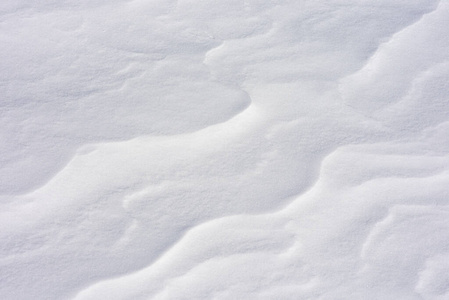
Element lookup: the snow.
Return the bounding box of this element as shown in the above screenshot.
[1,0,449,299]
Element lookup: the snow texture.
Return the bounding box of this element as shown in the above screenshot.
[1,0,449,299]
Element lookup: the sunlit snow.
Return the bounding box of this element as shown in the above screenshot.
[1,0,449,299]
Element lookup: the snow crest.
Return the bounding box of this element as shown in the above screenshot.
[1,0,448,299]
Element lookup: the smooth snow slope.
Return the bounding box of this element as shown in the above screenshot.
[1,0,449,299]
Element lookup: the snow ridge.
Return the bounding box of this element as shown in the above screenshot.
[1,0,448,299]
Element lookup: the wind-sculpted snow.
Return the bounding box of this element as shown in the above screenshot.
[1,0,448,299]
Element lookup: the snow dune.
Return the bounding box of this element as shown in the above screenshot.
[1,0,449,299]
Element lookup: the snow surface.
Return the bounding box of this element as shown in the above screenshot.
[1,0,449,299]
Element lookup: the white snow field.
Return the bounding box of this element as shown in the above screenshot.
[1,0,449,299]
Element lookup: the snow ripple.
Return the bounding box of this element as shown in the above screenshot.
[1,0,448,299]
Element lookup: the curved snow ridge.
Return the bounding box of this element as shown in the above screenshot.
[339,0,448,113]
[360,204,449,297]
[1,100,261,220]
[3,1,449,299]
[0,0,258,195]
[72,139,449,300]
[73,213,295,300]
[2,72,358,300]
